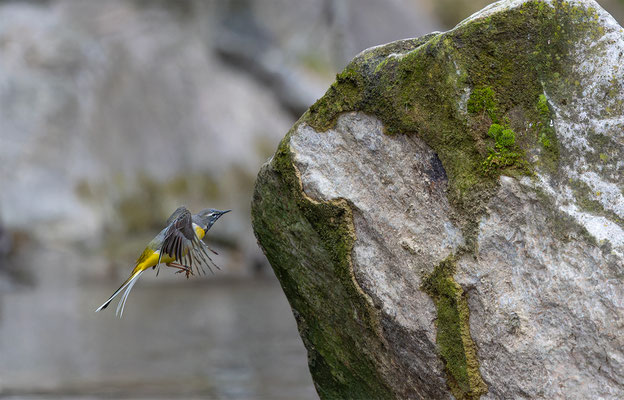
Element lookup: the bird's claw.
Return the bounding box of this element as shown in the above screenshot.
[168,262,194,279]
[174,269,193,279]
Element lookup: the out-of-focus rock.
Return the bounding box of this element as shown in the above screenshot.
[214,0,440,117]
[0,0,442,277]
[252,0,624,398]
[0,0,294,274]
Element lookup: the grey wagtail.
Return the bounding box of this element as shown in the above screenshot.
[96,206,230,317]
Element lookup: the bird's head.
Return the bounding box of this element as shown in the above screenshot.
[197,208,231,230]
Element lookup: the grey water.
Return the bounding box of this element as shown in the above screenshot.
[0,247,317,400]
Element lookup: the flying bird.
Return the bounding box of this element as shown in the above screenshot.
[95,206,230,317]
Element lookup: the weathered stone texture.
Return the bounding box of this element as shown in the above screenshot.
[252,0,624,398]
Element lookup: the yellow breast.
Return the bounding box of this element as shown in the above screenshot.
[134,249,175,273]
[193,223,206,240]
[132,225,205,274]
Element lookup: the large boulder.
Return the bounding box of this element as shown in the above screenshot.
[252,0,624,399]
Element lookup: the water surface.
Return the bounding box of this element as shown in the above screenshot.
[0,248,316,400]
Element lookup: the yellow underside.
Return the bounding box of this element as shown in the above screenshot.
[132,225,205,275]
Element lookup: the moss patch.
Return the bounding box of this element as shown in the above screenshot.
[467,86,499,123]
[252,136,395,399]
[482,122,529,175]
[465,87,531,176]
[421,256,487,400]
[535,94,560,172]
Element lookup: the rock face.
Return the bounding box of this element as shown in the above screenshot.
[0,0,292,252]
[252,0,624,398]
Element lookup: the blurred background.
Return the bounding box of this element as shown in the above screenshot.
[1,0,623,398]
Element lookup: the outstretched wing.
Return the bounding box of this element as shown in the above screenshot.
[166,206,188,225]
[160,207,195,262]
[158,207,218,275]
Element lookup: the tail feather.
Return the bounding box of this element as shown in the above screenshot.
[116,271,143,317]
[95,269,144,316]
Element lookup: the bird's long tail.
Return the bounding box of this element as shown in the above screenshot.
[95,269,145,317]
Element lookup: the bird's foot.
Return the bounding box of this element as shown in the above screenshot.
[166,262,194,278]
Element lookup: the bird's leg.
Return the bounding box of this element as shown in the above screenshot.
[168,264,193,279]
[166,262,194,279]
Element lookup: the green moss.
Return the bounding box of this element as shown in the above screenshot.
[482,123,530,175]
[466,84,532,180]
[252,136,394,399]
[254,1,607,397]
[540,135,552,148]
[537,94,549,117]
[468,86,499,123]
[535,94,560,172]
[494,127,515,147]
[421,256,487,400]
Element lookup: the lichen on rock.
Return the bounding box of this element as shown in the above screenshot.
[252,0,624,398]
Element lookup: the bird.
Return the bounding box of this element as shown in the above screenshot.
[95,206,230,317]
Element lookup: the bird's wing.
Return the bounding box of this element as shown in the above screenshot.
[133,207,189,266]
[160,207,195,262]
[158,208,220,275]
[166,206,189,225]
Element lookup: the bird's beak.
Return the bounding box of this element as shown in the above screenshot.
[220,210,231,215]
